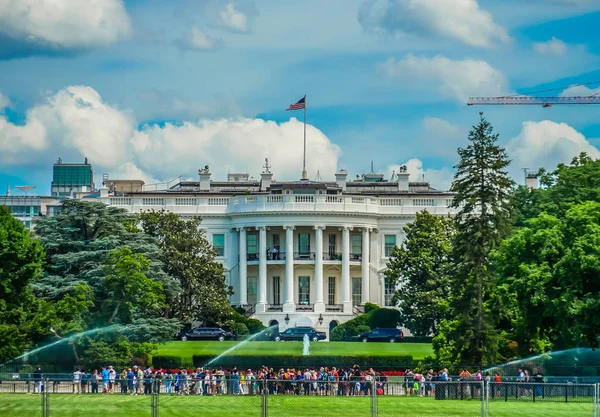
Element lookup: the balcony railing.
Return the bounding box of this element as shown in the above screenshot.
[325,304,343,312]
[101,194,459,217]
[267,304,283,312]
[293,252,315,260]
[296,304,314,312]
[323,252,342,261]
[267,252,286,261]
[350,253,362,262]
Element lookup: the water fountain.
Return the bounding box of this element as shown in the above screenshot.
[1,324,128,368]
[303,333,310,356]
[202,326,276,368]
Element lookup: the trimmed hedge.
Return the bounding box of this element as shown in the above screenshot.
[191,354,416,370]
[152,355,183,369]
[402,337,433,343]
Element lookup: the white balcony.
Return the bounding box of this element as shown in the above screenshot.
[100,194,458,217]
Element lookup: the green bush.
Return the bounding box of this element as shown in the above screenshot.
[152,355,182,369]
[245,318,266,334]
[232,322,249,336]
[191,354,415,370]
[355,325,371,335]
[364,302,379,314]
[402,337,433,343]
[368,308,401,328]
[330,315,370,341]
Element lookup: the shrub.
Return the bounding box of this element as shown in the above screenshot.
[364,302,379,314]
[232,322,249,337]
[355,325,371,335]
[245,318,266,334]
[368,308,401,328]
[402,337,433,343]
[330,315,370,341]
[152,355,182,369]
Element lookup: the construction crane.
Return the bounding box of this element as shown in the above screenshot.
[467,80,600,107]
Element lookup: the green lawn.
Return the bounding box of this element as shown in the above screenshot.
[155,341,433,360]
[0,394,594,417]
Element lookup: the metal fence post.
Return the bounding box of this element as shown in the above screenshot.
[371,377,377,417]
[594,383,599,417]
[262,379,268,417]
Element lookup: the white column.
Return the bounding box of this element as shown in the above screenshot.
[361,227,371,305]
[314,225,325,312]
[238,227,247,305]
[257,226,267,312]
[283,226,295,312]
[341,226,351,312]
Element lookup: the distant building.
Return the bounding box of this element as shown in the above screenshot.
[51,157,94,196]
[0,195,62,229]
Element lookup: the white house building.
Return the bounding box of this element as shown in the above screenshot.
[97,163,457,336]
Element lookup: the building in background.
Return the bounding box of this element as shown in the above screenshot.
[51,157,94,197]
[97,161,457,337]
[0,192,63,229]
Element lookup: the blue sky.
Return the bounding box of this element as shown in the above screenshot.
[1,0,600,194]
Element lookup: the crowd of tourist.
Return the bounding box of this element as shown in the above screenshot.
[30,365,505,396]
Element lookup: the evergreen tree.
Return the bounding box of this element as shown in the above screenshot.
[385,211,453,336]
[436,114,515,366]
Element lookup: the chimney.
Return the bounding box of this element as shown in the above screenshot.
[198,165,211,191]
[99,186,109,198]
[397,165,409,192]
[335,169,347,191]
[525,174,538,190]
[260,171,273,191]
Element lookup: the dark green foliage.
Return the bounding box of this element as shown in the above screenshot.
[0,205,44,362]
[385,211,453,337]
[436,116,515,366]
[152,355,183,369]
[137,210,232,326]
[364,302,379,314]
[191,354,415,370]
[232,322,250,336]
[228,311,266,335]
[355,325,371,335]
[330,307,401,341]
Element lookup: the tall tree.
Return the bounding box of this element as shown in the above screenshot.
[436,115,515,366]
[137,210,232,326]
[385,211,454,337]
[494,202,600,355]
[0,206,44,361]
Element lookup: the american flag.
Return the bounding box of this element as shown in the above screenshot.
[286,96,306,111]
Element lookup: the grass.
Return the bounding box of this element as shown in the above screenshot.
[0,394,594,417]
[155,341,433,360]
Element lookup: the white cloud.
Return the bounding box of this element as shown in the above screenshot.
[506,120,600,181]
[358,0,509,48]
[0,92,10,110]
[177,26,223,51]
[219,2,249,32]
[0,0,131,58]
[559,84,600,96]
[533,37,567,56]
[0,86,342,184]
[387,158,454,191]
[380,54,510,102]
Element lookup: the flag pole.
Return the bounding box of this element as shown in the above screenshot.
[302,95,307,180]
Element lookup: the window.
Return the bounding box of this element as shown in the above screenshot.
[272,276,281,305]
[247,234,258,257]
[328,277,336,305]
[272,234,280,248]
[299,276,310,305]
[384,235,396,257]
[212,234,225,257]
[351,234,362,256]
[298,233,310,255]
[352,277,362,306]
[328,234,337,257]
[385,278,395,306]
[247,276,257,304]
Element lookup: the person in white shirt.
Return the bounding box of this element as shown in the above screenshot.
[108,366,116,394]
[73,369,81,394]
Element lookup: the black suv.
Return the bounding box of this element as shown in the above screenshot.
[273,327,327,342]
[358,328,404,343]
[176,327,233,342]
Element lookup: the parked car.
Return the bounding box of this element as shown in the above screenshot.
[176,327,233,341]
[273,327,327,342]
[358,328,404,343]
